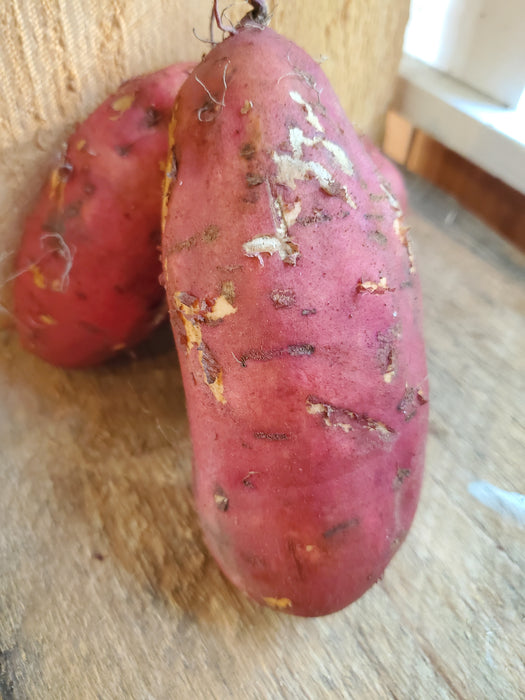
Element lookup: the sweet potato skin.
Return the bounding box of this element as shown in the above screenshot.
[163,27,428,616]
[13,62,195,367]
[361,134,408,212]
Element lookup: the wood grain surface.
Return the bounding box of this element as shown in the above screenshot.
[1,174,524,699]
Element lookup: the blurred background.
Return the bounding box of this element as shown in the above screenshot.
[385,0,525,249]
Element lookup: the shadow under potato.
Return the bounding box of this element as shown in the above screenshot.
[4,324,266,624]
[106,319,177,366]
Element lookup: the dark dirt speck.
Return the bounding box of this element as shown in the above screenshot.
[323,518,359,539]
[240,142,256,160]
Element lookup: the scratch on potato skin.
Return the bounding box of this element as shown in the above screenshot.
[356,277,394,295]
[254,432,290,440]
[270,288,296,309]
[239,344,315,366]
[172,292,236,403]
[198,343,226,404]
[173,290,237,351]
[306,396,395,440]
[242,184,299,266]
[323,518,359,539]
[240,142,257,159]
[393,468,411,490]
[397,386,428,421]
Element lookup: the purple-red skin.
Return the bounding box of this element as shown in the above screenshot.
[361,134,408,212]
[360,134,408,212]
[163,25,428,616]
[13,62,195,368]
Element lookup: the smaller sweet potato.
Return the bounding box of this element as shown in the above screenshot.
[13,62,195,367]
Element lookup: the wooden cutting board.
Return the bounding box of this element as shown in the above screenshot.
[1,174,524,699]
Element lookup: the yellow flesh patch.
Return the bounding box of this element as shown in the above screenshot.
[39,314,56,325]
[240,100,253,114]
[31,265,46,289]
[207,295,237,322]
[110,94,135,120]
[361,279,384,293]
[383,369,396,383]
[161,116,178,232]
[48,168,66,208]
[173,291,237,403]
[207,371,226,404]
[173,292,237,352]
[181,313,203,350]
[263,597,292,610]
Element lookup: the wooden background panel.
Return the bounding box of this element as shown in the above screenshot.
[405,131,525,251]
[0,0,409,149]
[383,112,525,250]
[1,175,524,699]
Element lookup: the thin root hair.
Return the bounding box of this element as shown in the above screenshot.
[231,350,246,366]
[40,232,76,292]
[192,27,217,46]
[220,3,238,29]
[240,18,267,31]
[221,59,231,101]
[212,0,237,38]
[2,254,49,286]
[277,70,323,105]
[195,59,231,108]
[280,50,323,102]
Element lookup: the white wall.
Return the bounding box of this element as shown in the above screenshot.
[404,0,525,108]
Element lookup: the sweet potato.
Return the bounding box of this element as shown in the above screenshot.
[13,62,195,367]
[162,4,428,616]
[360,134,408,212]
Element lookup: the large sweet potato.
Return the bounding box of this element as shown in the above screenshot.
[162,4,428,616]
[13,62,195,367]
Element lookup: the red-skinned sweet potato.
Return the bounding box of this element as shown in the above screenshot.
[13,62,195,367]
[360,134,408,213]
[162,5,428,616]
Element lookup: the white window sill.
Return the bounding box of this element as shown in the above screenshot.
[393,54,525,195]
